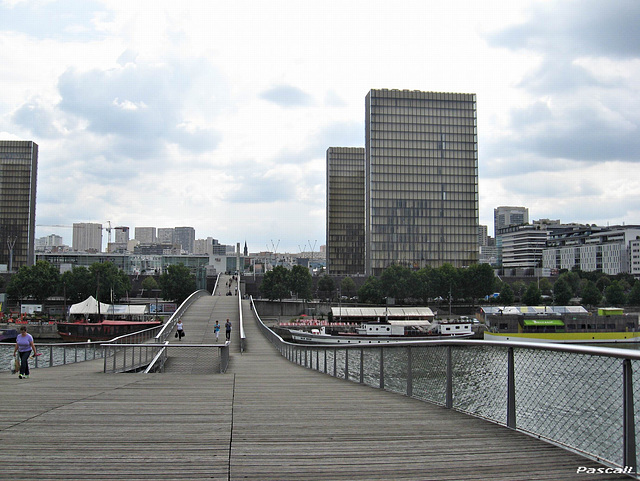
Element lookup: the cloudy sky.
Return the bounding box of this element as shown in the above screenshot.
[1,0,639,253]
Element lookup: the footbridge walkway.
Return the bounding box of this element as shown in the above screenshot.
[0,275,632,480]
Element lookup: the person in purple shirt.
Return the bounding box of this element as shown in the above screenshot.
[13,326,37,379]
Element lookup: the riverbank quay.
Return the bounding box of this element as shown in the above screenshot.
[0,290,633,479]
[0,322,59,339]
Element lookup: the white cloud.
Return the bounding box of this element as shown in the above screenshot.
[0,0,638,251]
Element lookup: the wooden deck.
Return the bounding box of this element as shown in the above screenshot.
[0,280,632,480]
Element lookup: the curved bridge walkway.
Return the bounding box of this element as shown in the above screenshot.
[0,279,630,480]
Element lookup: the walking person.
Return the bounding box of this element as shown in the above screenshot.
[176,320,185,340]
[225,319,232,341]
[214,320,220,342]
[14,326,37,379]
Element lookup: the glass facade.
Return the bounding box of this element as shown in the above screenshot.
[0,141,38,270]
[326,147,365,275]
[365,90,478,275]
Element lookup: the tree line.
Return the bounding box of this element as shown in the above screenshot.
[4,260,197,308]
[260,263,496,304]
[260,263,640,307]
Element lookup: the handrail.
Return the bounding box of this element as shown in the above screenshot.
[238,272,245,352]
[212,272,221,296]
[154,289,210,342]
[249,295,639,474]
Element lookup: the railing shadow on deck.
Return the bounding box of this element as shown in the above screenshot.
[250,296,640,478]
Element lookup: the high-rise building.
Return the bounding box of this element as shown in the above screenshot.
[135,227,156,244]
[174,226,195,253]
[0,140,38,270]
[478,225,488,247]
[494,206,529,266]
[72,223,102,252]
[494,206,529,233]
[157,228,174,245]
[364,89,478,275]
[114,226,129,243]
[326,147,365,275]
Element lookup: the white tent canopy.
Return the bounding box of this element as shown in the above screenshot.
[69,296,149,316]
[69,296,111,315]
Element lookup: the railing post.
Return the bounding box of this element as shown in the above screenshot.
[49,345,53,367]
[345,348,349,381]
[324,348,327,374]
[507,346,516,429]
[360,347,364,384]
[623,359,637,473]
[379,346,385,389]
[407,346,413,397]
[333,348,337,377]
[445,345,453,409]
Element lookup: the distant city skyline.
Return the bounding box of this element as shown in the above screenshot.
[1,1,639,253]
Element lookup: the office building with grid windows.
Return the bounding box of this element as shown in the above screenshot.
[0,140,38,270]
[364,89,478,276]
[326,147,366,275]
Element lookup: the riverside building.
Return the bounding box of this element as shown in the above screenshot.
[364,89,479,275]
[326,147,366,275]
[0,140,38,270]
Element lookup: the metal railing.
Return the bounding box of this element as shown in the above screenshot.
[103,290,210,373]
[1,341,105,370]
[250,296,640,475]
[238,273,246,353]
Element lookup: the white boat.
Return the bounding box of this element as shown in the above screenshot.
[289,319,474,345]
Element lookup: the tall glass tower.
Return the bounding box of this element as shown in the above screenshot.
[365,89,478,275]
[326,147,365,275]
[0,140,38,270]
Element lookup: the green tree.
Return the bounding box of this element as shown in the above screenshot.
[430,263,459,300]
[260,266,291,301]
[159,264,197,304]
[357,276,382,304]
[317,274,335,301]
[460,263,495,302]
[558,271,580,296]
[289,265,312,300]
[553,277,572,305]
[627,282,640,306]
[498,283,514,305]
[141,276,159,296]
[340,277,357,298]
[595,276,611,293]
[605,281,626,306]
[89,262,131,303]
[538,278,553,296]
[580,280,602,307]
[60,266,94,303]
[412,267,432,304]
[6,260,60,303]
[522,282,542,305]
[511,281,527,301]
[380,264,413,303]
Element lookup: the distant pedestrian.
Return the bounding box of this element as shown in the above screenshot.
[214,321,220,342]
[14,326,37,379]
[225,319,232,341]
[176,320,185,340]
